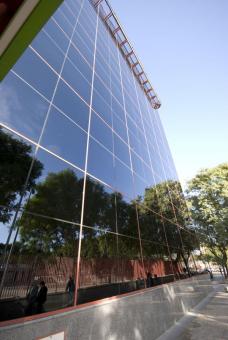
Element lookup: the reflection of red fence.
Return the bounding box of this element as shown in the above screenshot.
[0,255,74,299]
[0,255,182,299]
[79,258,182,287]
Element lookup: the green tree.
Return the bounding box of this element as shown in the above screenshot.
[19,169,83,256]
[141,180,198,272]
[81,189,140,259]
[18,170,142,260]
[187,163,228,276]
[0,128,43,223]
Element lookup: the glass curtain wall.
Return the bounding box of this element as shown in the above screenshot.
[0,0,198,321]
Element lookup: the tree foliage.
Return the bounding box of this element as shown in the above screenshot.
[187,163,228,274]
[17,165,196,268]
[0,128,43,223]
[19,169,83,256]
[141,180,198,269]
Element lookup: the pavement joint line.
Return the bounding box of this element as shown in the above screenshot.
[156,283,223,340]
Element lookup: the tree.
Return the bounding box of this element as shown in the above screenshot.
[140,180,198,272]
[187,163,228,276]
[0,128,43,223]
[19,169,83,256]
[19,171,120,257]
[18,173,198,272]
[18,171,144,260]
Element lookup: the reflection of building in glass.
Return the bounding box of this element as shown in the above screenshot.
[0,0,198,322]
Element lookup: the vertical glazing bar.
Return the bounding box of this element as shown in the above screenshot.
[74,1,99,306]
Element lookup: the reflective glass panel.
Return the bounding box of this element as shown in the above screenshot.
[53,80,89,131]
[83,175,116,233]
[87,138,114,187]
[13,48,58,100]
[40,107,87,170]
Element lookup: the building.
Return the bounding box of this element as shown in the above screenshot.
[0,0,197,325]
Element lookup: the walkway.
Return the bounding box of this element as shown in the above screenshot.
[158,279,228,340]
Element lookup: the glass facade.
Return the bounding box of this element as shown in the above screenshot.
[0,0,198,322]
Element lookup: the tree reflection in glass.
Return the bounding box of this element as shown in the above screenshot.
[0,128,199,319]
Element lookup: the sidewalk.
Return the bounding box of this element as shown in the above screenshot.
[158,279,228,340]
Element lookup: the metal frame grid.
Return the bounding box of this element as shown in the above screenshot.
[91,0,161,109]
[0,0,199,316]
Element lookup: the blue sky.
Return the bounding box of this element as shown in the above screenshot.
[110,0,228,186]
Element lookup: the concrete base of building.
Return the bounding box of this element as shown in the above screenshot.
[0,274,218,340]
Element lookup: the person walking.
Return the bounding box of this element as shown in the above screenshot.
[36,281,48,313]
[146,272,153,288]
[66,276,75,305]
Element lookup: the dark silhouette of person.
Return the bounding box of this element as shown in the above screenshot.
[146,272,153,287]
[205,268,213,280]
[25,280,39,315]
[36,281,48,313]
[65,276,75,305]
[209,270,213,280]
